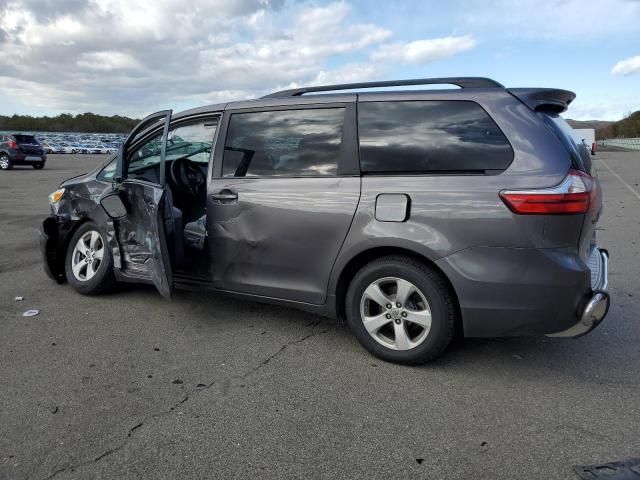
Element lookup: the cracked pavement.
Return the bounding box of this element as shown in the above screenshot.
[1,152,640,480]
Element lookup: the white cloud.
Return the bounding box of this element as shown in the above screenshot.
[0,1,475,116]
[373,35,476,64]
[77,51,142,71]
[612,55,640,76]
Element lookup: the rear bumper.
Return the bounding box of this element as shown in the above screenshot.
[546,249,610,338]
[436,246,609,337]
[13,152,46,163]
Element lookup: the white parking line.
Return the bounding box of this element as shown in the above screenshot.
[599,158,640,202]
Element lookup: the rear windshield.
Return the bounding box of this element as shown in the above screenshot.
[13,135,40,145]
[539,113,592,174]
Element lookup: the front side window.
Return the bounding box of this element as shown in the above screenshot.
[166,119,218,164]
[127,131,164,177]
[126,117,218,181]
[222,108,345,177]
[358,101,513,174]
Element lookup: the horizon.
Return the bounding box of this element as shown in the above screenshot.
[0,0,639,121]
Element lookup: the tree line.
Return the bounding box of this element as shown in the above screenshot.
[2,109,637,139]
[0,113,140,133]
[597,110,640,139]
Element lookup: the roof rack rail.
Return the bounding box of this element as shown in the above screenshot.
[262,77,504,98]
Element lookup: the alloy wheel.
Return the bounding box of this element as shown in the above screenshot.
[0,155,9,169]
[359,277,432,350]
[71,230,105,281]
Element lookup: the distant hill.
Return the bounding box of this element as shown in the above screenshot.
[566,119,614,131]
[595,111,640,140]
[0,113,139,134]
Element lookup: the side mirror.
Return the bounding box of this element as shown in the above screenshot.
[100,192,128,219]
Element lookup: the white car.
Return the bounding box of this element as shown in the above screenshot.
[95,144,115,154]
[59,144,77,154]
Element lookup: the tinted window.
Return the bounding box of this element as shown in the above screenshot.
[358,101,513,174]
[539,113,592,174]
[223,108,344,177]
[14,134,39,145]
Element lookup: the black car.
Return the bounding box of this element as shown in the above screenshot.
[0,133,47,170]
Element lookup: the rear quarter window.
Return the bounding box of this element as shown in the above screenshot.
[358,100,513,174]
[539,113,592,174]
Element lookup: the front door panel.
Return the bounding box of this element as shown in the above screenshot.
[108,109,174,297]
[207,177,360,304]
[115,180,173,297]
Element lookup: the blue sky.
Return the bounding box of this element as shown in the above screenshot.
[0,0,638,120]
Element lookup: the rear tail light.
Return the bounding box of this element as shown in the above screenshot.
[7,139,17,149]
[500,169,595,215]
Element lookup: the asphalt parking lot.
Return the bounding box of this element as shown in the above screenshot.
[1,151,639,480]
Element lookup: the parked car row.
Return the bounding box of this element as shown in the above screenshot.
[0,131,126,155]
[43,143,119,155]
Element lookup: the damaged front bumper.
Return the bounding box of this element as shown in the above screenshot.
[547,248,610,338]
[40,215,72,283]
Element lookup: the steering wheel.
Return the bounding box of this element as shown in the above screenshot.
[170,157,206,196]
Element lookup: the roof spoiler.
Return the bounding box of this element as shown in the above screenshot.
[508,88,576,114]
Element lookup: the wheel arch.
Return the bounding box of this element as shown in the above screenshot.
[43,215,96,282]
[333,246,462,333]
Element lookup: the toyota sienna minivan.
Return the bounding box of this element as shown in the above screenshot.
[40,77,610,364]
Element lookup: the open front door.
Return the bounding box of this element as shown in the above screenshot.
[101,110,174,297]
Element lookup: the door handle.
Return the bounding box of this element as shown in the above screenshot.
[211,191,238,201]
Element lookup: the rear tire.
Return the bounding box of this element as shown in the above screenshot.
[345,255,457,365]
[33,163,44,169]
[65,222,116,295]
[0,153,12,170]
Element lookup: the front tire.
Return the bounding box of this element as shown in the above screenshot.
[65,222,116,295]
[345,256,457,365]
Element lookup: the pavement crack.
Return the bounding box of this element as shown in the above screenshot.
[42,327,327,479]
[42,380,218,479]
[43,419,146,480]
[247,327,328,375]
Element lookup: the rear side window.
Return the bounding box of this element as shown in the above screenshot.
[539,113,592,174]
[358,101,513,174]
[223,108,344,177]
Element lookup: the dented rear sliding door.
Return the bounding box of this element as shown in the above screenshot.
[206,104,360,305]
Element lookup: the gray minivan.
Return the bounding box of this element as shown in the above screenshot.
[41,77,609,364]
